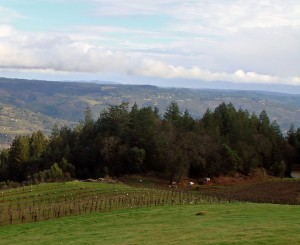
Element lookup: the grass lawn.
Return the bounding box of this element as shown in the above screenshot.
[1,202,299,245]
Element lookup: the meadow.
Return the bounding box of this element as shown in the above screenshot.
[0,202,300,245]
[0,180,299,244]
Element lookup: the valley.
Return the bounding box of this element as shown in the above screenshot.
[1,77,300,148]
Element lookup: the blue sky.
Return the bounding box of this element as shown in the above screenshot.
[0,0,300,92]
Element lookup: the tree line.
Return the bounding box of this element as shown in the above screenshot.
[0,102,299,184]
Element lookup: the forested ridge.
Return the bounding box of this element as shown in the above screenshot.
[1,102,300,184]
[2,77,300,151]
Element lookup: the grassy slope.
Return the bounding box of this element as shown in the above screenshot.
[0,202,299,245]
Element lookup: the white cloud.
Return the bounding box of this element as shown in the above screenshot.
[135,59,300,85]
[0,25,16,37]
[0,1,300,88]
[161,0,300,33]
[207,26,300,77]
[0,27,131,73]
[76,0,300,78]
[90,0,176,16]
[89,0,300,32]
[0,6,26,24]
[0,25,299,86]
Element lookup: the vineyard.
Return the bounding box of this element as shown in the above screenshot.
[0,181,220,226]
[1,179,299,227]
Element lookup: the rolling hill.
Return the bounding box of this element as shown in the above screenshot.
[1,77,300,148]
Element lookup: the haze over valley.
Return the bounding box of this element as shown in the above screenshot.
[1,77,300,148]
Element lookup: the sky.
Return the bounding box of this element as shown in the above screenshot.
[0,0,300,93]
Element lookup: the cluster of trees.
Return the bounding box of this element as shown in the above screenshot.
[0,102,299,184]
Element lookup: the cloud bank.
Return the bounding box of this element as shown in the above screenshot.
[0,25,299,86]
[0,0,299,88]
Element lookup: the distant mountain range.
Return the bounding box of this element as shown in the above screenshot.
[1,77,300,148]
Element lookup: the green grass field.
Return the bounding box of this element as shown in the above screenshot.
[0,202,299,245]
[0,181,299,244]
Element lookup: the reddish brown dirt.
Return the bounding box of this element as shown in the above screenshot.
[121,169,275,189]
[209,168,277,185]
[201,180,300,204]
[120,171,300,205]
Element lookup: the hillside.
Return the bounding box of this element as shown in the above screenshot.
[0,181,299,244]
[0,103,75,149]
[1,77,300,147]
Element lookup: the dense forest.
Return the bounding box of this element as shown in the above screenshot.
[2,77,300,150]
[0,102,300,184]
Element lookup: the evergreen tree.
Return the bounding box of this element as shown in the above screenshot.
[287,124,297,147]
[258,110,270,135]
[0,102,296,182]
[96,102,129,137]
[164,101,182,128]
[8,135,30,181]
[30,130,48,159]
[0,149,9,181]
